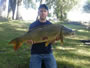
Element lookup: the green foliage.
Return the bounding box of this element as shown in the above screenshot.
[46,0,80,21]
[83,0,90,13]
[88,0,90,3]
[23,0,36,9]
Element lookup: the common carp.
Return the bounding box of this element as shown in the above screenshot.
[9,24,74,51]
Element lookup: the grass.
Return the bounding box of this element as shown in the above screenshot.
[0,20,90,68]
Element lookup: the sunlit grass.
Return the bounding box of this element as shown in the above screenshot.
[53,44,90,68]
[0,21,90,68]
[16,28,27,31]
[77,29,89,32]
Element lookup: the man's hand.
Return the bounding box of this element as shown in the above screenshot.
[27,40,38,44]
[27,40,33,44]
[50,37,60,44]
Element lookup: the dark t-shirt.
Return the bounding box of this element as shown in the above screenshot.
[29,20,52,54]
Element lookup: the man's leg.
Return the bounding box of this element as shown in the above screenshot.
[29,54,42,68]
[44,53,57,68]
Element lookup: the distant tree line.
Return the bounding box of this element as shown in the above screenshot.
[0,0,80,21]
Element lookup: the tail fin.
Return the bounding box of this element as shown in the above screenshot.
[8,38,23,51]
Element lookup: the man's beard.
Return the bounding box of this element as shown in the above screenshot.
[40,17,46,21]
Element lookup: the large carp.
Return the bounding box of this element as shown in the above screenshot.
[9,24,74,51]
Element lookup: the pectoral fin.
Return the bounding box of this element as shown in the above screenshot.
[45,42,49,47]
[14,41,23,51]
[60,29,63,45]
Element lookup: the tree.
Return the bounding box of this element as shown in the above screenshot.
[16,0,22,20]
[0,0,8,21]
[7,0,16,20]
[23,0,36,9]
[7,0,36,20]
[83,0,90,13]
[0,0,6,17]
[46,0,79,21]
[16,0,37,20]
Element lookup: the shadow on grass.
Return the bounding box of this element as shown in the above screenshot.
[52,47,90,68]
[0,21,28,51]
[56,60,82,68]
[0,21,30,41]
[55,49,90,61]
[0,17,8,22]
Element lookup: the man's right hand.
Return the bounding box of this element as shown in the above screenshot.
[27,40,38,44]
[27,40,33,44]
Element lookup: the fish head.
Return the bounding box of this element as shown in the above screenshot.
[62,25,75,36]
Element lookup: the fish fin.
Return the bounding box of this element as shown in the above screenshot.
[26,40,33,45]
[14,41,23,51]
[45,42,49,47]
[9,38,23,51]
[60,29,63,45]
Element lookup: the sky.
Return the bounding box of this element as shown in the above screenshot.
[67,0,90,22]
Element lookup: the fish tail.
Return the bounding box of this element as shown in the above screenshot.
[8,38,23,51]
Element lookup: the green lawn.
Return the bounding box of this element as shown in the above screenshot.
[0,21,90,68]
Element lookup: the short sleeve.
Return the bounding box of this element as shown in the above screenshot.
[28,23,35,31]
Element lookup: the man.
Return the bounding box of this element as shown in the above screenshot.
[28,4,57,68]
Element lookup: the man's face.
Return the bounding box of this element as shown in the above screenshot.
[38,8,48,20]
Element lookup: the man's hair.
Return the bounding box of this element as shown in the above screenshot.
[38,4,48,10]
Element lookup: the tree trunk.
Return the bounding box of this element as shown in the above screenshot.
[0,0,6,17]
[7,0,16,20]
[60,6,63,21]
[16,0,22,20]
[0,0,8,21]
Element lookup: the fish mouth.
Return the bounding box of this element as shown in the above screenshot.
[71,32,75,35]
